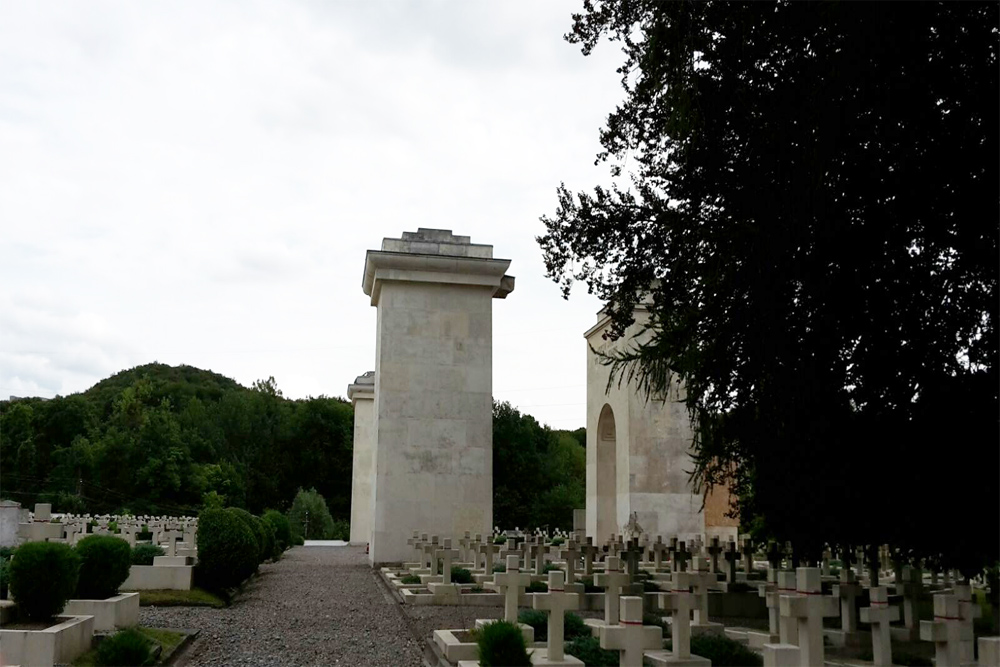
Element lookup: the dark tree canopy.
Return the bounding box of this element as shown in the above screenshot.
[540,1,998,572]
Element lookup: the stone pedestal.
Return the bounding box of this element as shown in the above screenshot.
[348,371,375,545]
[363,229,514,564]
[0,500,21,548]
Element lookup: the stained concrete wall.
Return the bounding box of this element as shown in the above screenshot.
[348,372,375,545]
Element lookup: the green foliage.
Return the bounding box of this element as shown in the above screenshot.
[527,581,548,593]
[131,544,164,565]
[201,490,225,509]
[331,519,350,541]
[564,612,589,639]
[642,580,661,592]
[96,628,153,666]
[579,576,602,593]
[75,535,132,599]
[196,507,258,591]
[476,619,531,667]
[0,556,9,598]
[493,401,585,530]
[550,536,565,546]
[493,562,506,573]
[541,0,999,571]
[293,534,305,546]
[518,609,548,639]
[543,563,563,574]
[565,635,619,666]
[493,536,507,545]
[451,567,474,584]
[400,575,421,584]
[227,507,266,565]
[287,488,336,540]
[690,634,763,667]
[8,541,80,621]
[259,515,277,562]
[643,612,669,635]
[262,510,291,554]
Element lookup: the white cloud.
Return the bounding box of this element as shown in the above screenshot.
[0,0,623,427]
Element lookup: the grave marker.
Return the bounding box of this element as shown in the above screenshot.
[860,585,898,667]
[532,570,581,664]
[599,596,662,667]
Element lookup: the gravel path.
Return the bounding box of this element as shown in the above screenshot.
[140,546,423,667]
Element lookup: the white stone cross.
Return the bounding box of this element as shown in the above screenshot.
[688,557,717,626]
[860,585,899,667]
[659,578,702,662]
[436,539,460,584]
[533,570,580,662]
[778,567,839,666]
[406,531,422,561]
[896,564,923,641]
[920,592,963,667]
[421,536,440,571]
[162,530,182,557]
[595,556,632,626]
[493,554,532,623]
[955,583,981,665]
[530,541,546,575]
[459,531,473,563]
[599,596,662,667]
[650,536,669,571]
[580,539,599,576]
[776,570,799,645]
[478,540,498,573]
[559,541,581,584]
[832,568,861,633]
[740,534,754,574]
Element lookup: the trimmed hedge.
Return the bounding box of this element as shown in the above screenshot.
[131,543,165,565]
[477,619,531,666]
[197,507,258,591]
[8,541,80,621]
[262,510,291,553]
[228,507,266,565]
[75,535,132,599]
[97,628,153,666]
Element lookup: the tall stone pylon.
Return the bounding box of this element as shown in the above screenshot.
[347,371,375,545]
[362,229,514,564]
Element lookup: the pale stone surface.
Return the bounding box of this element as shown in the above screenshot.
[0,614,94,667]
[979,636,1000,666]
[121,564,193,591]
[920,593,963,667]
[860,585,898,667]
[584,304,737,542]
[63,592,140,632]
[0,500,20,548]
[599,596,662,667]
[348,371,375,545]
[364,230,514,564]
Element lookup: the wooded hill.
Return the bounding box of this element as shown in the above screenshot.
[0,363,584,529]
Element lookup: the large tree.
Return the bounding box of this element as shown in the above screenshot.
[540,1,998,572]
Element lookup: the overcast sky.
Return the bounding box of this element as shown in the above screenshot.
[0,1,625,430]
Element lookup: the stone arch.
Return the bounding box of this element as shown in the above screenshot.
[596,404,618,540]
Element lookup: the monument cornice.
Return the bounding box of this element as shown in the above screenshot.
[362,250,515,305]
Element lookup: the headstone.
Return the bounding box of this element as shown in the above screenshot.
[674,541,691,573]
[560,542,582,587]
[955,583,981,664]
[34,503,52,522]
[706,537,723,574]
[599,596,662,667]
[479,539,498,573]
[0,500,22,548]
[595,556,632,627]
[493,554,532,623]
[740,535,754,575]
[920,593,963,667]
[581,539,598,576]
[533,570,581,664]
[723,540,739,584]
[860,585,899,667]
[651,536,669,572]
[436,539,460,585]
[832,568,861,634]
[777,567,839,666]
[892,564,923,641]
[776,571,799,646]
[658,581,711,665]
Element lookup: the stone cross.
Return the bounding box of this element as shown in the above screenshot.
[955,583,981,665]
[660,579,700,662]
[760,567,781,642]
[860,585,899,667]
[595,556,632,626]
[422,536,440,571]
[436,539,460,585]
[706,537,723,574]
[478,540,498,573]
[723,540,740,584]
[559,542,581,585]
[622,540,642,576]
[895,564,923,641]
[530,542,546,576]
[765,541,783,575]
[920,593,963,667]
[821,547,831,577]
[407,531,423,562]
[688,557,717,626]
[533,570,580,662]
[599,596,662,667]
[778,567,839,667]
[162,530,181,557]
[674,541,691,573]
[832,568,862,633]
[459,531,473,563]
[741,535,754,574]
[650,537,669,571]
[493,554,532,623]
[580,538,599,576]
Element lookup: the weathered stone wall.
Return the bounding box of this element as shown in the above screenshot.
[348,374,375,545]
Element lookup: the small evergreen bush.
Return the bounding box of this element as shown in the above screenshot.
[227,507,266,565]
[477,619,531,666]
[564,612,589,639]
[259,516,277,562]
[543,563,563,574]
[565,635,619,666]
[550,536,565,546]
[493,562,506,573]
[293,534,305,546]
[331,519,350,541]
[262,510,291,554]
[527,580,548,593]
[287,487,336,540]
[451,567,474,584]
[196,507,258,591]
[518,609,548,640]
[8,541,80,621]
[643,612,669,634]
[494,535,507,544]
[75,535,132,599]
[643,580,661,592]
[579,576,603,593]
[0,557,10,599]
[690,633,763,666]
[131,544,164,565]
[401,574,421,584]
[96,628,153,666]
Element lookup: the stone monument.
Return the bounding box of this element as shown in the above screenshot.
[347,371,375,545]
[361,229,514,564]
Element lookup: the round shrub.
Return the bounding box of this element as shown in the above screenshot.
[259,516,277,562]
[293,534,305,546]
[262,510,291,553]
[493,535,507,545]
[550,536,565,546]
[477,619,531,667]
[690,633,763,667]
[564,612,589,640]
[8,541,80,621]
[286,487,335,540]
[97,628,153,666]
[0,557,10,599]
[565,635,618,666]
[131,543,165,565]
[518,609,548,640]
[526,580,548,593]
[227,507,265,565]
[451,567,473,584]
[75,535,132,599]
[197,507,258,590]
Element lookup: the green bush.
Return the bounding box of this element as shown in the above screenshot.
[527,581,548,593]
[452,567,474,584]
[565,635,619,666]
[579,576,603,593]
[551,536,565,546]
[543,563,563,574]
[97,628,153,666]
[196,507,258,591]
[564,612,589,639]
[75,535,132,599]
[293,534,305,546]
[401,574,421,584]
[477,619,531,666]
[331,519,350,541]
[643,612,669,634]
[262,510,291,553]
[518,609,548,640]
[131,543,165,565]
[8,541,80,621]
[287,487,336,540]
[494,535,508,544]
[690,634,763,667]
[643,580,661,592]
[0,557,9,599]
[259,515,276,562]
[0,546,15,559]
[493,562,506,573]
[228,507,266,565]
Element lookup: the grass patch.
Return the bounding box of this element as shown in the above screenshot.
[72,626,187,666]
[138,587,226,608]
[400,575,421,584]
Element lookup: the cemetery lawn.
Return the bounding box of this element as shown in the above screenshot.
[72,626,187,666]
[139,587,226,608]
